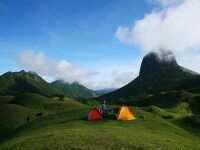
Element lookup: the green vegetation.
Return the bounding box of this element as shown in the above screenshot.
[0,104,200,149]
[51,80,99,100]
[81,99,101,106]
[0,104,37,137]
[0,70,64,96]
[134,91,193,108]
[0,92,200,149]
[0,71,98,99]
[0,96,14,105]
[9,93,89,112]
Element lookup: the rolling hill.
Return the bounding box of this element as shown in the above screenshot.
[0,93,90,140]
[0,104,37,137]
[0,103,200,149]
[8,93,89,112]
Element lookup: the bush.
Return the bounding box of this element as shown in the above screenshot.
[162,114,174,119]
[139,115,145,119]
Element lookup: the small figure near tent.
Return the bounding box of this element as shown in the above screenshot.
[102,101,108,116]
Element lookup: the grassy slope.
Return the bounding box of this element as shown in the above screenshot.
[0,104,37,136]
[0,106,200,149]
[9,93,88,112]
[134,91,194,108]
[0,96,14,105]
[0,92,200,149]
[0,94,89,139]
[51,80,98,100]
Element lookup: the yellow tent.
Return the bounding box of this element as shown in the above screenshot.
[117,106,136,120]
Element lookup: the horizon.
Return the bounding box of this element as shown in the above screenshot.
[1,0,200,90]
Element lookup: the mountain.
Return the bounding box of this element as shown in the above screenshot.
[0,70,63,96]
[94,88,117,95]
[99,49,199,104]
[51,80,98,100]
[0,70,99,99]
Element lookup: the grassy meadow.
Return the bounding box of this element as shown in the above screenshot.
[0,92,200,149]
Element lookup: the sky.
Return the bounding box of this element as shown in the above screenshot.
[1,0,200,90]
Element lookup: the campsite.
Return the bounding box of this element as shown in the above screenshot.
[0,94,200,149]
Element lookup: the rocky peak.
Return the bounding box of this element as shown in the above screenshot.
[139,49,178,76]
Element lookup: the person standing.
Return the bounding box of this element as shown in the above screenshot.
[102,101,107,116]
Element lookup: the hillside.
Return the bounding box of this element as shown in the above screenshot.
[0,86,200,149]
[8,93,88,112]
[99,50,199,104]
[0,70,64,96]
[0,96,14,105]
[0,104,37,137]
[51,80,98,100]
[0,104,200,149]
[0,93,89,140]
[0,70,98,100]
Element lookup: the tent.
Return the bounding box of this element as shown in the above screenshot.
[88,108,103,121]
[117,106,136,120]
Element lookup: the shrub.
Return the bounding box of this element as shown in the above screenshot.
[162,114,174,119]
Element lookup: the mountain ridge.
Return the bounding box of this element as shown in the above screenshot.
[0,71,98,99]
[51,79,98,100]
[98,50,200,104]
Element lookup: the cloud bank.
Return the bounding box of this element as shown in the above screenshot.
[18,50,136,90]
[116,0,200,53]
[19,50,97,84]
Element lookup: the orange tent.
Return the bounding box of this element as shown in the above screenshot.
[117,106,136,120]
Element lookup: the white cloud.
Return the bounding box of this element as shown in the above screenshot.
[85,58,141,90]
[19,50,97,84]
[83,71,137,90]
[116,0,200,53]
[177,51,200,73]
[110,71,136,88]
[18,50,139,90]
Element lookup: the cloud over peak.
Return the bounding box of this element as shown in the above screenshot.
[116,0,200,53]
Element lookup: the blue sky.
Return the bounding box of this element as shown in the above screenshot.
[1,0,200,89]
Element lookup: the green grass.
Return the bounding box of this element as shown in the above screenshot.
[9,93,88,112]
[0,104,37,138]
[0,93,90,140]
[1,93,200,149]
[0,96,14,105]
[0,105,200,149]
[135,91,194,108]
[81,99,101,106]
